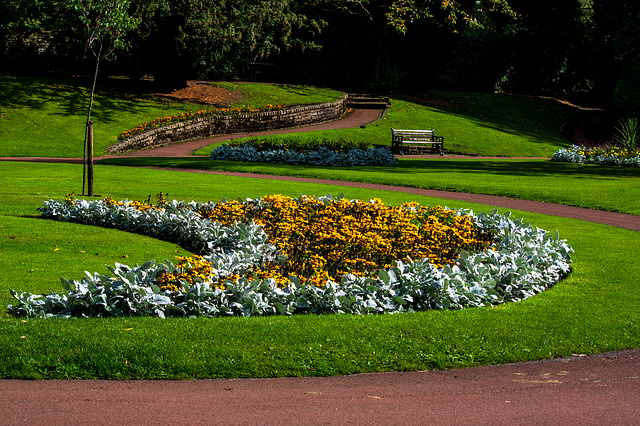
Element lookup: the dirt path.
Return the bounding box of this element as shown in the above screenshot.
[2,107,640,424]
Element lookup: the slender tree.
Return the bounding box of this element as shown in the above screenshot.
[71,0,138,195]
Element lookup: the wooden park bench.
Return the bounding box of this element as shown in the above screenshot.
[391,128,445,155]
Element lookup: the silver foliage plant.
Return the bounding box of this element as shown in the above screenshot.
[8,195,573,318]
[552,145,640,167]
[210,144,398,166]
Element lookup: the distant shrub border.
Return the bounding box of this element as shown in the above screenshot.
[552,145,640,167]
[8,194,573,318]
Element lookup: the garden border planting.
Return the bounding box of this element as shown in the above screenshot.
[107,95,349,154]
[209,144,397,166]
[552,144,640,167]
[8,194,573,318]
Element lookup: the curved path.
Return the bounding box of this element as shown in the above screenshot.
[2,108,640,424]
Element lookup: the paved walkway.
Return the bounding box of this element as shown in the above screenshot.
[2,108,640,424]
[1,348,639,425]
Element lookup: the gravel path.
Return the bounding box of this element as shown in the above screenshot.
[2,107,639,424]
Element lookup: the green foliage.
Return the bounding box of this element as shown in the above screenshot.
[384,0,516,34]
[614,117,640,151]
[614,63,640,117]
[71,0,138,61]
[125,0,323,81]
[231,137,372,152]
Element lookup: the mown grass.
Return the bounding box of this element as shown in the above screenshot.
[193,96,575,157]
[1,162,639,379]
[99,157,640,216]
[212,82,343,107]
[2,76,575,159]
[0,76,207,157]
[1,79,638,379]
[0,77,342,158]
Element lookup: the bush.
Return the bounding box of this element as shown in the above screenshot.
[613,117,640,151]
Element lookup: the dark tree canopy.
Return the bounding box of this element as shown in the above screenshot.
[1,0,638,115]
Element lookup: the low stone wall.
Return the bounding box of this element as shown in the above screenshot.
[108,94,348,154]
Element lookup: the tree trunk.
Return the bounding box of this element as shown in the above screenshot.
[87,121,94,196]
[83,45,102,196]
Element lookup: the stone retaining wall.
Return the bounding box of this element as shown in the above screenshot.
[108,94,348,154]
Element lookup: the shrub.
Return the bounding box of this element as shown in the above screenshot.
[613,117,640,151]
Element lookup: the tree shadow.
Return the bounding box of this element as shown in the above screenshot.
[0,76,178,124]
[391,159,640,179]
[398,92,580,149]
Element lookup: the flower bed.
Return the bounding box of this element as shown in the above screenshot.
[8,194,573,318]
[551,144,640,167]
[118,105,286,141]
[229,137,373,153]
[210,140,397,166]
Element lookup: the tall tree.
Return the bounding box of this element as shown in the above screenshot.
[305,0,516,89]
[122,0,322,83]
[71,0,138,195]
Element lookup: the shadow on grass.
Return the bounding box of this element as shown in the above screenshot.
[98,157,640,180]
[394,159,640,179]
[0,76,177,124]
[398,93,577,150]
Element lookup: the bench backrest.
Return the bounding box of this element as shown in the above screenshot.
[392,128,436,141]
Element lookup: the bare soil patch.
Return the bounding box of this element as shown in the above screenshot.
[158,81,242,107]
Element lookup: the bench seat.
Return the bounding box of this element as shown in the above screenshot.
[391,128,444,155]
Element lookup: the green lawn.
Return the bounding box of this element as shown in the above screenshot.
[1,78,638,380]
[2,76,575,158]
[99,157,640,215]
[212,81,343,107]
[0,77,342,158]
[1,162,639,379]
[193,96,575,157]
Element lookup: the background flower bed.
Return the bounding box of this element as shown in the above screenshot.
[228,137,373,153]
[210,142,397,167]
[117,105,286,141]
[8,195,573,318]
[552,144,640,167]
